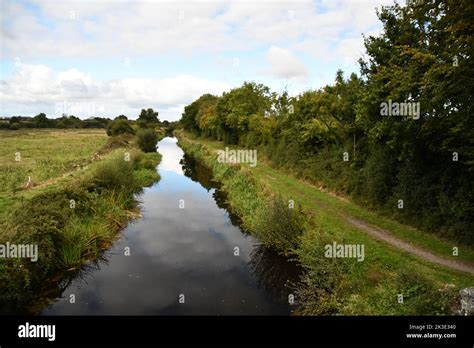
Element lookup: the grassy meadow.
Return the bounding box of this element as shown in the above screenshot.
[0,129,162,314]
[0,129,107,207]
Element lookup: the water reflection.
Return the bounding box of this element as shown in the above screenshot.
[248,246,301,302]
[180,154,215,190]
[180,153,244,229]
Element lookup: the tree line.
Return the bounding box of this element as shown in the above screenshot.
[0,108,170,131]
[179,0,474,244]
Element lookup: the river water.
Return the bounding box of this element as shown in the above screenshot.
[42,137,298,315]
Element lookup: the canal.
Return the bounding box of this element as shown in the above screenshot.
[43,137,299,315]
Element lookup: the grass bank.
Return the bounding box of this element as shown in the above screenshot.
[0,129,162,314]
[176,130,474,315]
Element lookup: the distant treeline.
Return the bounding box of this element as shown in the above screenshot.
[179,1,474,244]
[1,114,111,130]
[0,110,172,130]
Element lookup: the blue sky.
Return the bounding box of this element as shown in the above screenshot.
[0,0,394,121]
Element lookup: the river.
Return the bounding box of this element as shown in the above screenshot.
[42,137,299,315]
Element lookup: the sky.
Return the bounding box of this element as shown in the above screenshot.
[0,0,395,121]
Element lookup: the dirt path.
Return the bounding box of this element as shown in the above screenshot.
[282,175,474,276]
[344,216,474,276]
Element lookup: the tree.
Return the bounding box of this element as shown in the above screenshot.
[357,0,474,242]
[33,113,53,128]
[137,108,159,127]
[181,98,203,135]
[9,116,21,125]
[215,82,273,144]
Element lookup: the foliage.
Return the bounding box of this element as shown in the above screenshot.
[137,108,159,128]
[92,154,136,192]
[252,196,305,252]
[106,119,135,136]
[136,128,158,152]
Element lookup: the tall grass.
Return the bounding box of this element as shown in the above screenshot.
[59,217,111,268]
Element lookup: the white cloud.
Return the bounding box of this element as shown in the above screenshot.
[1,0,393,60]
[0,63,230,121]
[266,46,308,81]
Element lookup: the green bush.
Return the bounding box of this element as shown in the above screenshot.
[106,119,135,137]
[252,195,305,253]
[92,155,136,191]
[392,271,455,315]
[136,129,158,153]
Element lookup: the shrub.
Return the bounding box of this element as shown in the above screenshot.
[92,154,136,191]
[106,119,135,137]
[252,195,305,253]
[136,129,158,153]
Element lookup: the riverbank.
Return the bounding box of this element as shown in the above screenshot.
[176,130,474,315]
[0,129,162,314]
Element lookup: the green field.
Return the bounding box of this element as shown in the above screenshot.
[0,129,108,212]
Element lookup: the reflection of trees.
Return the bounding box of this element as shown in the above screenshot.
[180,153,245,228]
[180,154,215,190]
[33,253,111,314]
[212,189,244,228]
[248,245,302,302]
